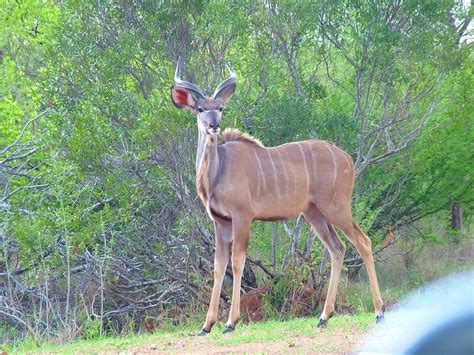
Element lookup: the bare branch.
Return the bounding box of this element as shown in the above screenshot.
[0,108,52,158]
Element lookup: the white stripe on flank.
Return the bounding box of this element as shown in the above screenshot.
[297,143,310,196]
[342,152,352,175]
[254,150,265,197]
[267,150,280,199]
[285,148,297,197]
[308,144,317,178]
[308,145,319,194]
[325,142,337,188]
[276,149,289,197]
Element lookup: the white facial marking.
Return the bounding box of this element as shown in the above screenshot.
[297,143,310,196]
[267,150,280,199]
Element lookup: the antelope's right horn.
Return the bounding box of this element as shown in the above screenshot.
[174,57,205,100]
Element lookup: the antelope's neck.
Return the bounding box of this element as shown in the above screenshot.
[196,131,207,174]
[196,131,220,202]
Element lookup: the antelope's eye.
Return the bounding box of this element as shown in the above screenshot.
[219,107,223,112]
[198,107,203,113]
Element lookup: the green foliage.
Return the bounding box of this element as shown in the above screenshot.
[252,94,318,145]
[0,0,472,346]
[355,49,473,233]
[80,317,105,340]
[0,0,59,139]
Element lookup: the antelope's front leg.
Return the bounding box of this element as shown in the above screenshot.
[198,221,232,335]
[223,218,251,334]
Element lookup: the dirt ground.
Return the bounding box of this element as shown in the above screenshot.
[119,326,372,354]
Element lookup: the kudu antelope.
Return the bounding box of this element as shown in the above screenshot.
[171,59,384,335]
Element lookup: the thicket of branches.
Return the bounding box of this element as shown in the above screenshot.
[0,0,472,344]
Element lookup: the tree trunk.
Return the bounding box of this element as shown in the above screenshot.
[451,203,462,231]
[241,260,258,290]
[451,202,462,244]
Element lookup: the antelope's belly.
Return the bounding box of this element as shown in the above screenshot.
[251,191,309,221]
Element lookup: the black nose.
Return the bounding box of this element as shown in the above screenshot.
[210,123,219,129]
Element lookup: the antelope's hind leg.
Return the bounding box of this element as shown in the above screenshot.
[329,209,385,323]
[198,220,232,336]
[303,205,346,328]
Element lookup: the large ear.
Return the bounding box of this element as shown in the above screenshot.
[213,82,236,104]
[171,85,197,112]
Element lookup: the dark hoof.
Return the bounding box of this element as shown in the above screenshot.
[376,314,385,324]
[196,328,210,336]
[317,318,327,328]
[317,312,333,328]
[222,325,235,334]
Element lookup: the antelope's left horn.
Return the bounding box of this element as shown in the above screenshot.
[212,61,237,98]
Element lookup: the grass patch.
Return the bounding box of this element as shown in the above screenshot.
[207,313,373,346]
[15,313,374,353]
